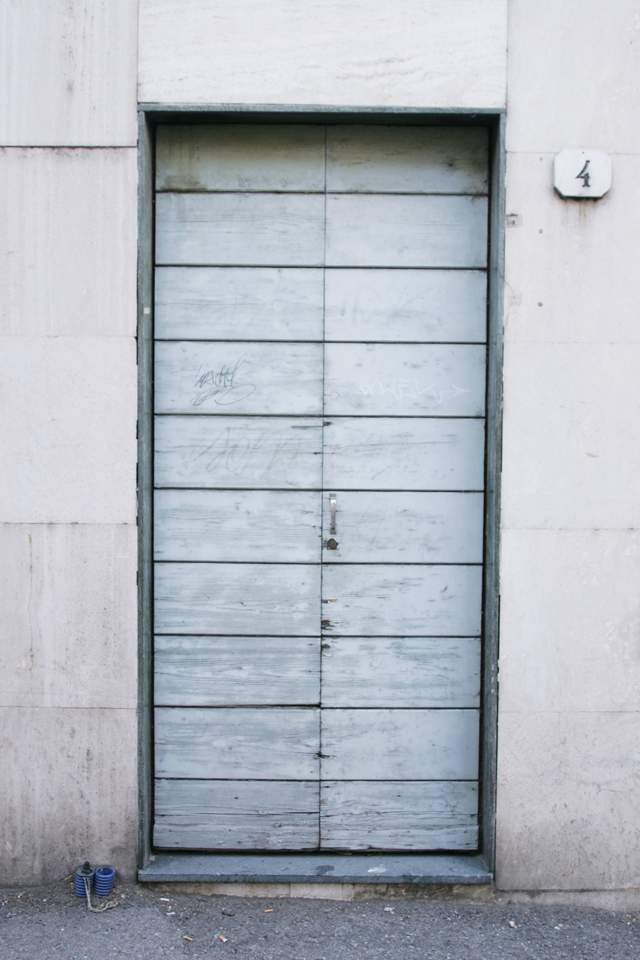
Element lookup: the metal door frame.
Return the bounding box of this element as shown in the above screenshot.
[137,104,505,882]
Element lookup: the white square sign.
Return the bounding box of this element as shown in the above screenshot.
[554,149,612,199]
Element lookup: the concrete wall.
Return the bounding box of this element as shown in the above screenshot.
[497,0,640,890]
[2,0,639,892]
[0,0,139,884]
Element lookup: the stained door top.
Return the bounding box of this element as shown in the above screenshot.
[156,124,489,195]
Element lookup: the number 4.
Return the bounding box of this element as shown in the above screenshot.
[576,159,591,188]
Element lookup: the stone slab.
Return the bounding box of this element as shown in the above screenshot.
[0,337,136,524]
[504,153,640,345]
[139,0,507,108]
[507,0,640,153]
[0,0,137,146]
[138,853,492,885]
[496,710,640,891]
[0,148,137,337]
[0,706,137,885]
[0,523,137,709]
[501,341,640,529]
[499,529,640,714]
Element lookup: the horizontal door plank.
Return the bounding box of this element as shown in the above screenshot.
[155,707,319,779]
[321,564,482,636]
[155,341,323,415]
[324,343,486,417]
[154,416,322,489]
[322,418,485,491]
[155,267,324,341]
[154,779,319,850]
[324,268,487,343]
[155,563,321,635]
[156,193,325,266]
[320,780,478,851]
[321,708,479,780]
[321,637,480,708]
[155,490,321,563]
[321,491,483,564]
[156,124,325,193]
[155,636,320,706]
[325,195,488,268]
[326,126,489,195]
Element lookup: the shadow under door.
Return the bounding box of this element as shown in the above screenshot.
[152,122,488,852]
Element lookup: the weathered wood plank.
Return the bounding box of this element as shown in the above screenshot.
[155,562,321,635]
[322,418,485,491]
[321,709,479,780]
[155,707,320,779]
[324,268,487,343]
[321,491,483,564]
[156,193,325,266]
[155,341,323,415]
[156,124,325,193]
[154,416,323,489]
[324,344,486,417]
[320,780,478,851]
[155,267,324,341]
[321,565,482,636]
[154,636,320,705]
[155,490,321,562]
[321,637,480,708]
[154,779,319,850]
[325,195,488,268]
[326,126,489,195]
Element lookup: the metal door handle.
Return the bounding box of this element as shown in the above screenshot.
[329,493,337,535]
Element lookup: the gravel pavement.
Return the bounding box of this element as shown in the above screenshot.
[1,880,639,960]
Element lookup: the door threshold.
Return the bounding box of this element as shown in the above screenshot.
[138,853,492,885]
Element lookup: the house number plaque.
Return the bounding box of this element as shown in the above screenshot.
[554,149,612,199]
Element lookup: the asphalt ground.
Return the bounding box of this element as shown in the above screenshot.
[1,880,639,960]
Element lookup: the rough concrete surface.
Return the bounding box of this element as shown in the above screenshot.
[1,881,639,960]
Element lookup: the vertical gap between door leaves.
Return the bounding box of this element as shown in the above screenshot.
[319,123,328,851]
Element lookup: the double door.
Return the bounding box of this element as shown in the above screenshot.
[152,123,488,851]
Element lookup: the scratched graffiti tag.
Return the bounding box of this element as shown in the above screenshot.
[192,424,309,482]
[191,355,256,407]
[359,378,470,405]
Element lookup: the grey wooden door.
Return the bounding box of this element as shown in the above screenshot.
[152,124,488,852]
